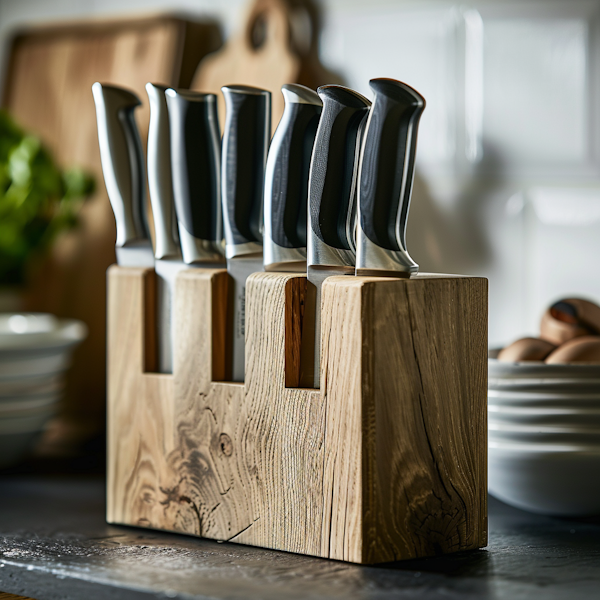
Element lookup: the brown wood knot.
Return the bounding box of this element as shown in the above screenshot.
[219,433,233,457]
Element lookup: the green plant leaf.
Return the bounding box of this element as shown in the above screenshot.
[0,109,95,286]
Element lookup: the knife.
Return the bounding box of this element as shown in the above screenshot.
[92,82,153,267]
[221,85,271,382]
[146,83,181,374]
[303,85,371,389]
[161,87,225,372]
[263,84,322,272]
[356,78,425,278]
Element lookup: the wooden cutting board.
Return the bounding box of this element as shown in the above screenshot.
[192,0,342,133]
[1,14,221,456]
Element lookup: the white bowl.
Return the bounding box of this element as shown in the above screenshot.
[488,350,600,515]
[489,442,600,515]
[0,315,87,381]
[0,352,74,379]
[0,313,87,468]
[0,313,86,351]
[0,408,57,434]
[488,421,600,445]
[489,354,600,403]
[0,373,64,397]
[0,393,61,416]
[488,405,600,428]
[488,388,600,409]
[489,351,600,382]
[489,378,600,393]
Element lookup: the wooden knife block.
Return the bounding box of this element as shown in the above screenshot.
[107,265,488,564]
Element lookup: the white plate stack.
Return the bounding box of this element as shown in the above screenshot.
[488,350,600,516]
[0,313,87,469]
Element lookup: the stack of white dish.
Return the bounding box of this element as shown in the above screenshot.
[0,313,87,469]
[488,350,600,516]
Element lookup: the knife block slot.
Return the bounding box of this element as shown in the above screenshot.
[142,269,159,374]
[107,265,488,564]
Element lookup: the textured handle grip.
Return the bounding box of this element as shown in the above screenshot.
[166,89,222,263]
[266,85,322,250]
[308,85,370,253]
[92,82,148,247]
[146,83,180,260]
[359,78,425,251]
[222,85,271,255]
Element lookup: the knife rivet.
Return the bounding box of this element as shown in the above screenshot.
[219,433,233,457]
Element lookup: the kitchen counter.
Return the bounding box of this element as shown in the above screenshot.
[0,476,599,599]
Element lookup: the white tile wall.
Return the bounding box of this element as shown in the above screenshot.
[320,4,459,166]
[1,0,599,347]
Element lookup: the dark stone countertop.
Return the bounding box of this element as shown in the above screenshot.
[0,476,599,600]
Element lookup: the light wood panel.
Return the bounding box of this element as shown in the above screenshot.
[107,267,487,563]
[106,266,175,526]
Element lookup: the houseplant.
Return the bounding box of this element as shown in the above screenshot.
[0,109,94,297]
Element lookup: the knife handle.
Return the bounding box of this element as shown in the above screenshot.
[92,82,148,247]
[307,85,370,267]
[356,78,425,276]
[165,88,224,265]
[264,84,322,271]
[146,83,180,260]
[221,85,271,258]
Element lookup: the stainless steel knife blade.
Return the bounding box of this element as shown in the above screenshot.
[146,83,184,374]
[356,78,425,278]
[303,85,371,389]
[92,82,153,267]
[222,85,271,382]
[264,84,322,273]
[147,82,182,374]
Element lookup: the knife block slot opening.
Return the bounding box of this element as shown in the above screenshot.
[209,269,230,382]
[284,276,311,388]
[143,269,158,373]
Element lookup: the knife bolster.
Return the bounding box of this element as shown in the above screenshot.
[107,266,488,564]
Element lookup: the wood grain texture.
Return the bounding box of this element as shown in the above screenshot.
[284,276,308,388]
[2,14,220,451]
[107,267,487,563]
[353,274,488,562]
[106,265,175,527]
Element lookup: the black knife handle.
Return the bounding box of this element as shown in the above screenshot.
[308,85,371,252]
[267,85,322,250]
[359,78,425,252]
[222,85,271,256]
[92,82,149,247]
[166,90,222,252]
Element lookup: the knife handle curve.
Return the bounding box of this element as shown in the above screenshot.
[308,85,370,254]
[146,83,181,260]
[166,88,224,265]
[265,85,322,251]
[356,78,425,275]
[221,85,271,257]
[92,82,148,248]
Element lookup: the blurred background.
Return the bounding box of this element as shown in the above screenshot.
[0,0,598,468]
